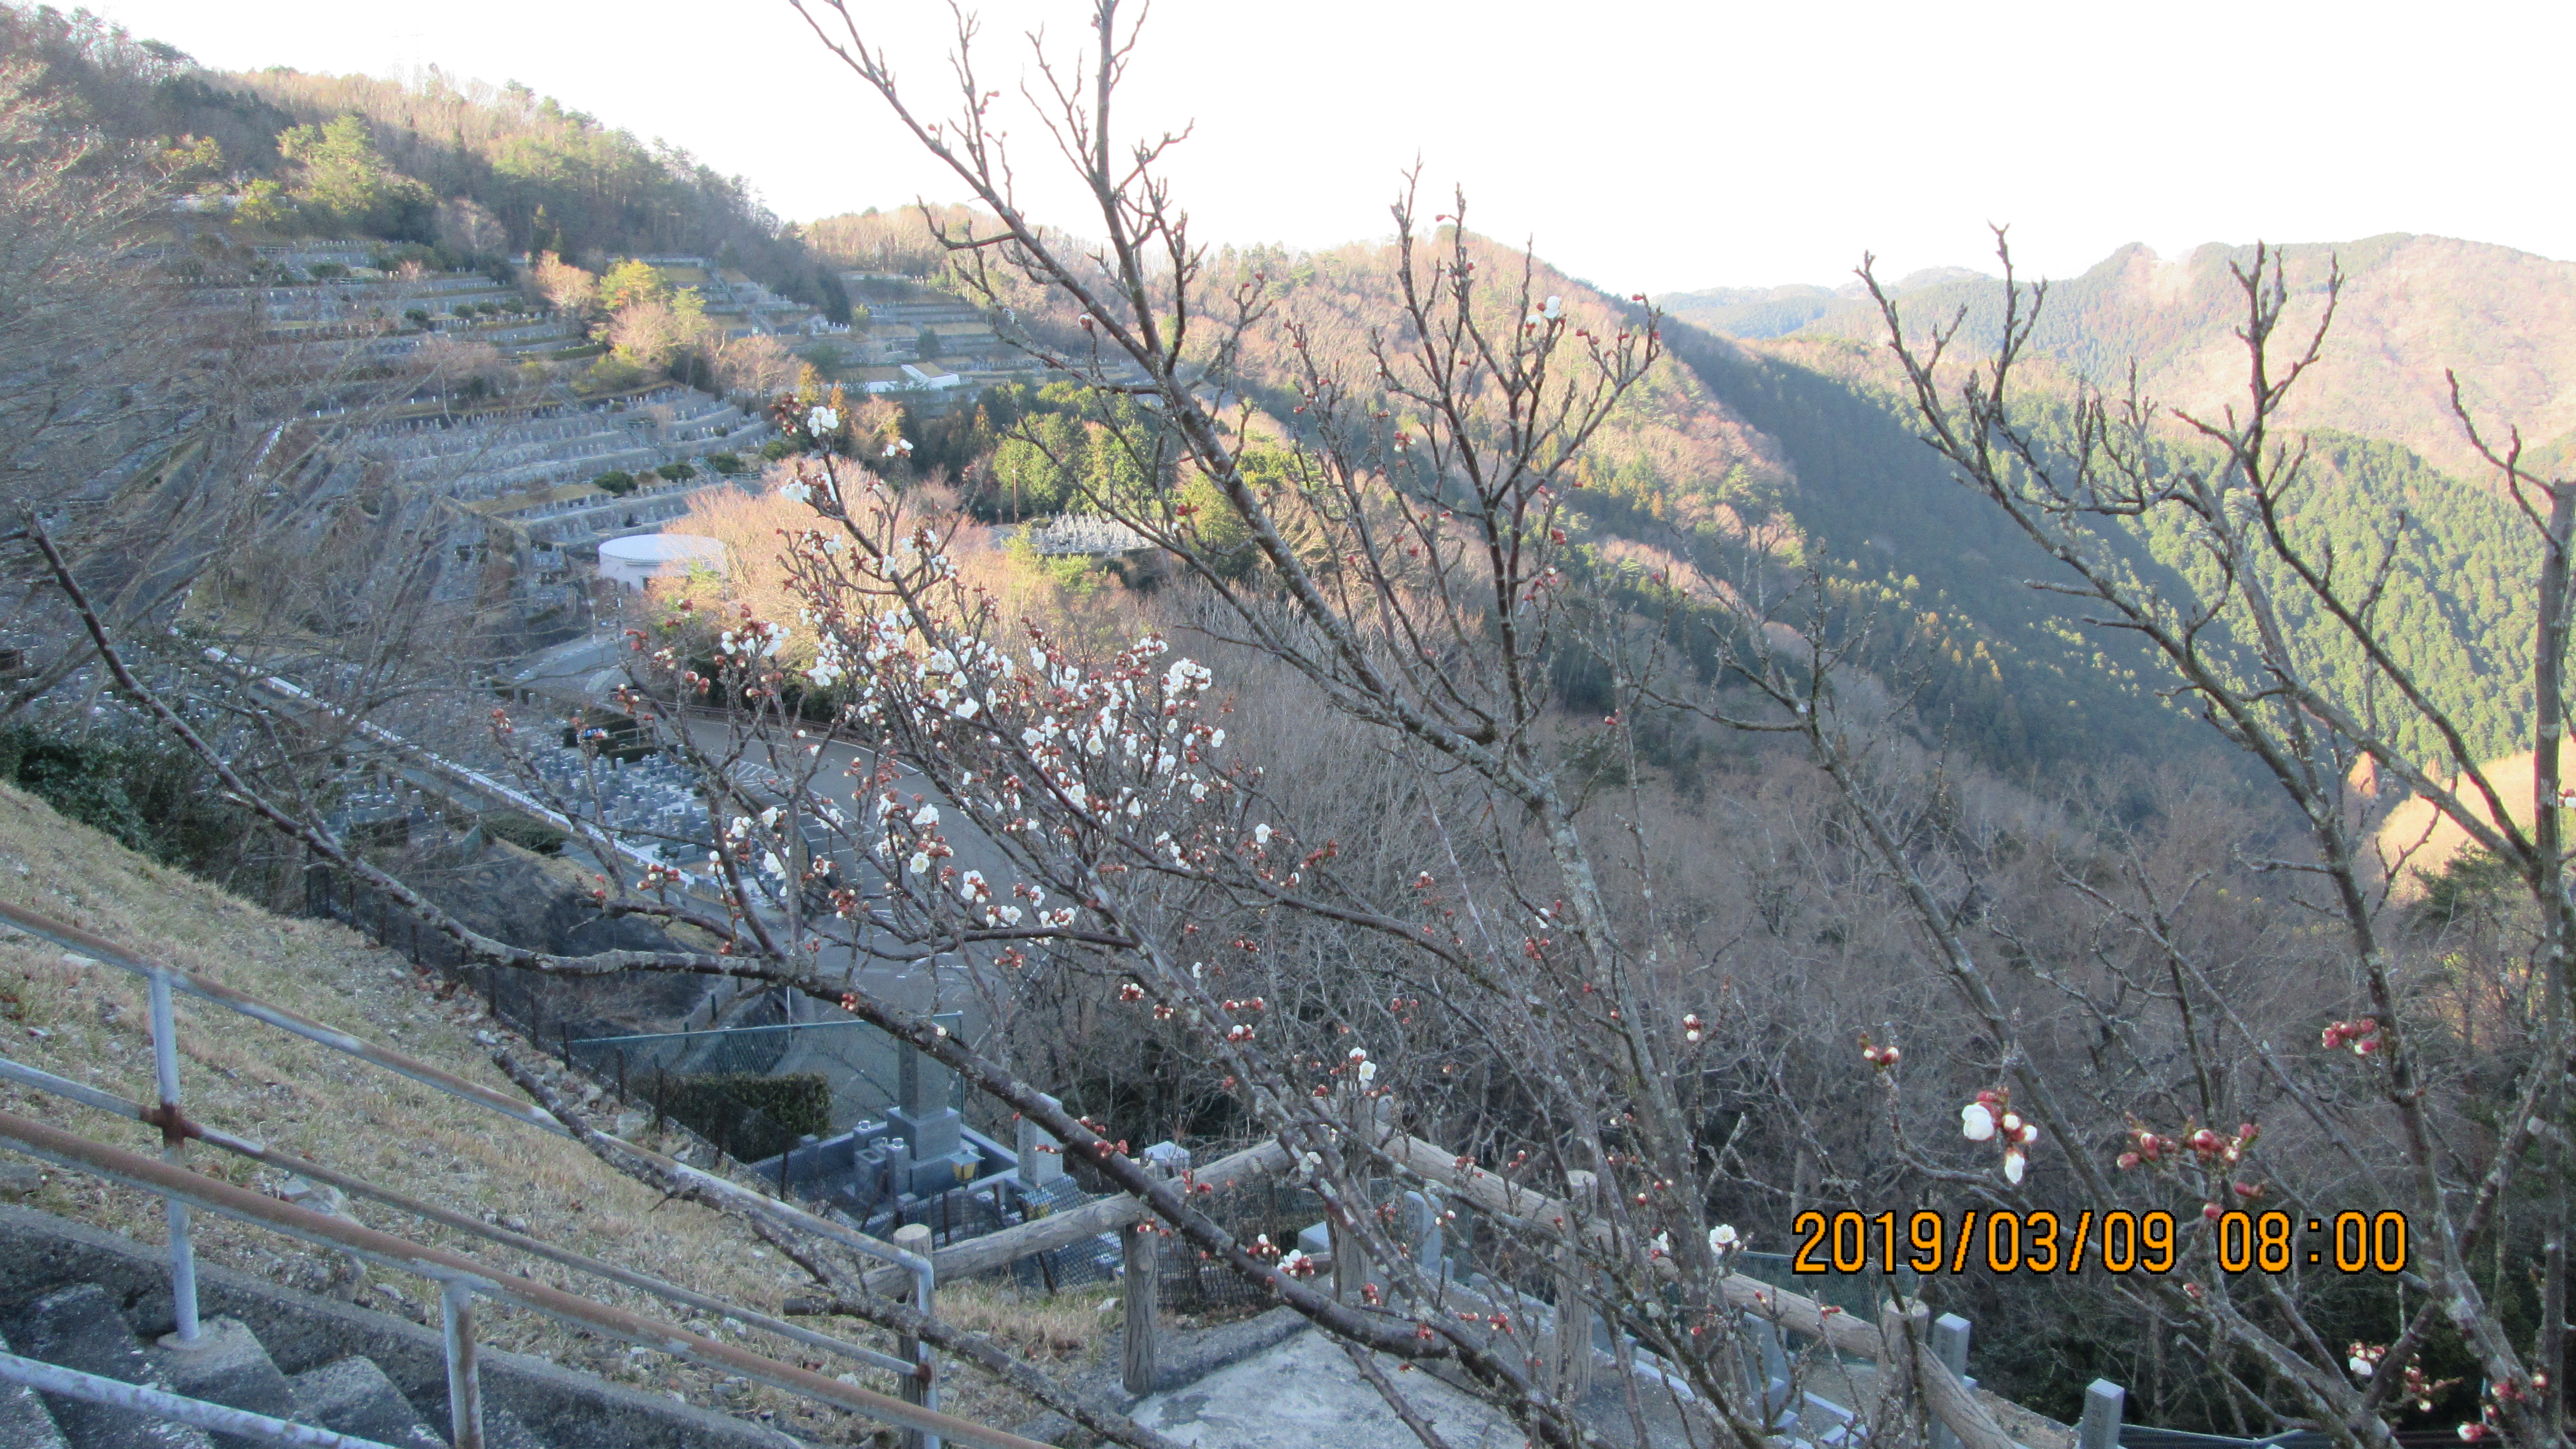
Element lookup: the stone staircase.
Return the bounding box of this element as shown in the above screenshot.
[0,1206,803,1449]
[3,1283,539,1448]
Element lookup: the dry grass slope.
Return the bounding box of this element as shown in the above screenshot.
[0,779,1096,1442]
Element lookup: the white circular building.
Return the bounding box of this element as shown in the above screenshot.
[597,533,726,590]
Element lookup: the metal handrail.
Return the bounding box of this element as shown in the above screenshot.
[0,899,925,1253]
[0,1051,912,1380]
[0,1107,1049,1449]
[0,897,941,1443]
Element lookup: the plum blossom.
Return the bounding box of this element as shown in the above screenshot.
[1707,1224,1740,1257]
[1963,1088,2039,1181]
[806,406,839,433]
[907,851,931,875]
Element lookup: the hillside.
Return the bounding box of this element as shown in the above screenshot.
[1666,235,2576,482]
[0,5,845,312]
[0,779,1087,1438]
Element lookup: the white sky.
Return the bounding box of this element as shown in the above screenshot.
[84,0,2576,295]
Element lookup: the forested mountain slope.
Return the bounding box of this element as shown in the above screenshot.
[984,231,2531,779]
[1656,234,2569,773]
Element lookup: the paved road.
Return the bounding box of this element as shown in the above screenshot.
[1130,1330,1517,1449]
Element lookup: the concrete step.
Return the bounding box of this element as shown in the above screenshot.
[3,1206,808,1449]
[6,1282,215,1448]
[0,1325,73,1448]
[144,1319,297,1449]
[481,1404,551,1449]
[287,1356,447,1448]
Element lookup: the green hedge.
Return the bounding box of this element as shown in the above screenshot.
[659,1073,832,1162]
[478,813,566,856]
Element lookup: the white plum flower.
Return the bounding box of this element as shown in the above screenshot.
[907,851,931,875]
[2003,1144,2028,1185]
[1357,1060,1377,1085]
[806,406,839,433]
[1542,295,1562,320]
[1253,823,1272,846]
[1209,729,1226,750]
[1961,1102,1997,1142]
[911,803,940,828]
[1708,1224,1740,1256]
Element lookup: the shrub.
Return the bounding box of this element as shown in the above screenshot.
[0,722,245,872]
[704,452,742,476]
[306,261,348,281]
[477,813,566,856]
[584,354,650,392]
[657,1073,832,1162]
[401,308,430,330]
[759,438,796,462]
[369,244,440,273]
[591,470,637,495]
[655,460,695,482]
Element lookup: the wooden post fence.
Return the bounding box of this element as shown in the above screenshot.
[1121,1163,1163,1395]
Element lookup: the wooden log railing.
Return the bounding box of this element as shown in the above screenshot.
[855,1138,1292,1297]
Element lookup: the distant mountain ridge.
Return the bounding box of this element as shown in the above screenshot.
[1662,235,2576,481]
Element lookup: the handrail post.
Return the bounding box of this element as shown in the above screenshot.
[441,1282,485,1449]
[147,967,199,1344]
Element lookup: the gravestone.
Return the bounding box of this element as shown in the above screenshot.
[887,1014,976,1195]
[1399,1190,1442,1268]
[1015,1092,1066,1187]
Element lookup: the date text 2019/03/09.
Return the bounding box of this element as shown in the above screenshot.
[1787,1209,2411,1276]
